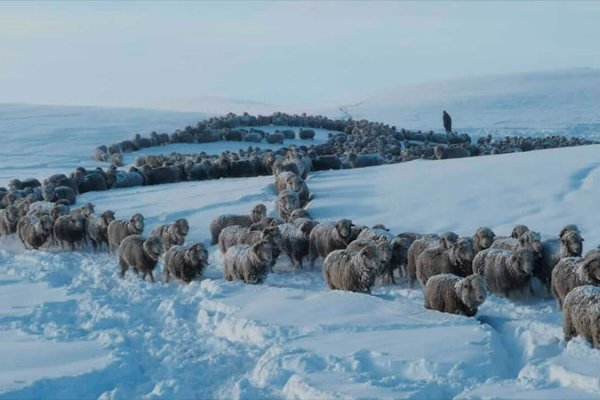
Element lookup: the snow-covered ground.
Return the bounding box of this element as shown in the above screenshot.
[2,105,600,398]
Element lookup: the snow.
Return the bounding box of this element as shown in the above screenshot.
[2,104,600,398]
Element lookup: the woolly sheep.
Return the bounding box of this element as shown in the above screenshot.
[209,203,267,244]
[347,152,385,168]
[17,214,54,249]
[265,132,284,144]
[491,230,543,258]
[289,208,312,222]
[223,240,273,284]
[323,245,380,294]
[119,235,163,282]
[347,237,393,277]
[8,178,41,191]
[42,185,76,205]
[150,218,189,251]
[473,227,496,254]
[0,205,20,236]
[278,221,314,269]
[163,243,209,283]
[107,213,145,254]
[406,232,459,287]
[433,145,470,160]
[308,219,354,267]
[416,237,474,287]
[538,230,584,292]
[355,228,399,283]
[562,285,600,349]
[276,189,301,222]
[275,171,296,193]
[299,129,316,140]
[86,210,115,251]
[218,224,282,263]
[473,248,535,298]
[511,225,530,239]
[53,214,86,250]
[551,249,600,309]
[111,153,124,167]
[424,274,487,317]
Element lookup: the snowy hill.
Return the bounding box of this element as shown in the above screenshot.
[336,68,600,137]
[2,105,600,398]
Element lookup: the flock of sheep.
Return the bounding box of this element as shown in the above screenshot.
[1,111,600,351]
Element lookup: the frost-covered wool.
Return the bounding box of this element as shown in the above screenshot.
[277,221,314,269]
[107,169,144,188]
[86,210,115,251]
[491,230,543,258]
[17,214,54,249]
[416,237,474,287]
[209,203,267,244]
[308,219,354,266]
[276,189,300,222]
[70,202,95,218]
[551,249,600,309]
[8,178,41,191]
[473,248,535,298]
[218,224,282,258]
[346,237,392,276]
[151,218,189,251]
[473,227,496,254]
[539,230,584,291]
[511,224,530,239]
[562,285,600,349]
[107,213,144,254]
[275,171,297,193]
[406,232,459,287]
[424,274,487,317]
[323,245,380,294]
[163,243,208,283]
[433,144,470,160]
[559,224,580,239]
[0,205,19,236]
[118,235,163,282]
[42,185,76,205]
[223,241,273,284]
[347,152,385,168]
[53,214,86,250]
[355,228,398,282]
[289,208,312,222]
[111,153,124,167]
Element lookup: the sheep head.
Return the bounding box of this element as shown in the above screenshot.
[185,243,208,266]
[252,240,273,264]
[174,218,189,237]
[456,274,487,310]
[561,231,584,257]
[511,225,530,239]
[336,219,354,243]
[251,204,267,223]
[580,250,600,284]
[511,248,534,276]
[101,210,116,227]
[439,232,459,249]
[474,227,495,251]
[559,224,580,239]
[130,213,144,234]
[143,235,163,261]
[37,215,54,234]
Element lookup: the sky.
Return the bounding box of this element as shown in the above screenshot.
[1,1,599,111]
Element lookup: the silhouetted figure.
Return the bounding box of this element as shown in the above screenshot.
[443,110,452,134]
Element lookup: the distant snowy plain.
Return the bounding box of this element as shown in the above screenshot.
[1,103,600,399]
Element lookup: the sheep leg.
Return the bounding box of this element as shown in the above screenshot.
[119,259,128,278]
[148,271,156,283]
[163,269,171,283]
[563,315,576,342]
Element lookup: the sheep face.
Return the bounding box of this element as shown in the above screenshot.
[452,238,474,269]
[5,206,19,224]
[559,224,580,239]
[286,176,303,192]
[511,225,530,239]
[38,215,54,234]
[252,204,267,222]
[81,203,95,217]
[175,218,189,236]
[130,213,144,233]
[439,232,459,249]
[101,210,116,227]
[519,231,543,256]
[42,186,55,202]
[143,235,163,260]
[72,215,86,231]
[512,248,534,275]
[457,275,487,309]
[253,240,273,264]
[336,219,353,242]
[290,209,311,221]
[186,243,208,266]
[262,226,283,249]
[375,237,393,263]
[562,231,584,256]
[474,227,495,250]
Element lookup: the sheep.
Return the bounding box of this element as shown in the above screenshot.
[322,245,380,294]
[424,274,487,317]
[473,227,496,254]
[274,171,296,193]
[70,202,95,218]
[538,230,584,292]
[42,185,76,205]
[281,129,295,139]
[416,237,475,287]
[43,174,77,192]
[163,243,209,283]
[94,146,109,161]
[107,213,145,254]
[551,250,600,309]
[8,178,41,191]
[491,230,543,258]
[299,129,316,140]
[118,235,163,282]
[141,165,180,185]
[406,232,459,287]
[310,155,342,171]
[562,285,600,349]
[347,152,385,168]
[218,225,282,265]
[223,240,273,284]
[278,221,315,269]
[472,248,535,298]
[275,172,310,207]
[433,145,470,160]
[355,228,400,283]
[17,214,54,249]
[308,219,354,267]
[265,132,284,144]
[150,218,189,251]
[73,170,108,193]
[107,168,144,188]
[289,208,312,222]
[86,210,115,251]
[209,203,267,244]
[511,225,530,239]
[53,214,87,250]
[111,153,124,167]
[347,237,393,277]
[0,205,20,236]
[276,189,301,222]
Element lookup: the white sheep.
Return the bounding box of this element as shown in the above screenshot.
[562,285,600,349]
[308,219,354,267]
[223,240,273,284]
[424,274,487,317]
[551,249,600,309]
[472,248,535,298]
[323,245,380,294]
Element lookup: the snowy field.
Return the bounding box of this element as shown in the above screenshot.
[1,105,600,398]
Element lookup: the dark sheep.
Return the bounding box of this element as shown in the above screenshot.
[163,243,209,283]
[86,210,116,251]
[118,235,163,282]
[209,204,267,244]
[17,214,54,249]
[53,214,87,250]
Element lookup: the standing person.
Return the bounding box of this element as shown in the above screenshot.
[443,110,452,134]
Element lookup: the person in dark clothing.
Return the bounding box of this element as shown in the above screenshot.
[443,110,452,134]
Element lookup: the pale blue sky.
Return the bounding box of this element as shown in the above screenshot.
[1,1,599,110]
